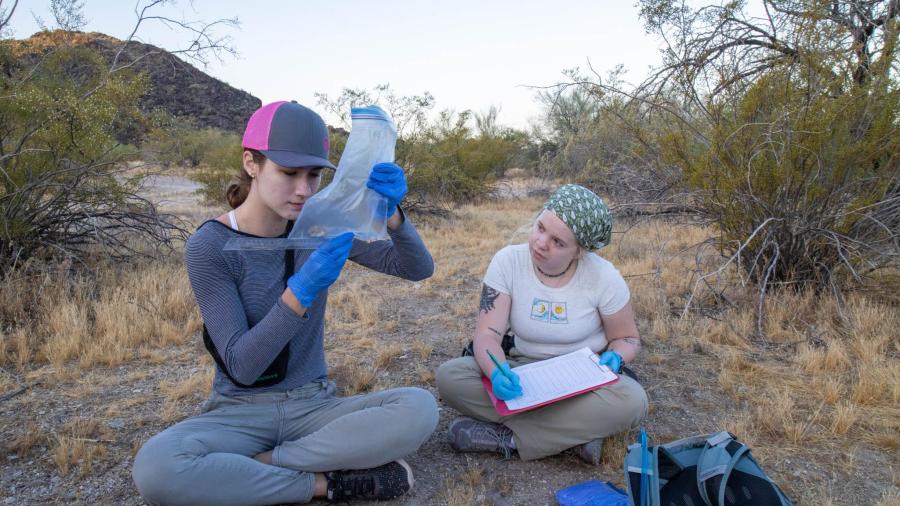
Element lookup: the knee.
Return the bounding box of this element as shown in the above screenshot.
[132,433,190,506]
[614,378,649,425]
[402,387,439,437]
[435,357,478,401]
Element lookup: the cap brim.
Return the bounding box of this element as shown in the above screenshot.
[260,149,336,169]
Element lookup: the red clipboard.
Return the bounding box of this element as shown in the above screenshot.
[481,373,619,416]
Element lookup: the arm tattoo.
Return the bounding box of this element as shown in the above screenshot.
[623,337,641,347]
[479,284,500,314]
[488,327,505,338]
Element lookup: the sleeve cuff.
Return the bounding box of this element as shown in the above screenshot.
[387,207,413,237]
[275,297,311,322]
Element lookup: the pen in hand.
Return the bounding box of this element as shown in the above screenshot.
[486,349,522,400]
[486,350,512,379]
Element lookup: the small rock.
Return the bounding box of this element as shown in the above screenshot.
[5,497,17,505]
[108,418,126,430]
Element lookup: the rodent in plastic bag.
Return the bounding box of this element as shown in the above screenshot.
[223,105,395,251]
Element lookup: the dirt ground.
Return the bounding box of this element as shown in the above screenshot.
[1,174,897,505]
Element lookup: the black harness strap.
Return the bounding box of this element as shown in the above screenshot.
[202,222,294,388]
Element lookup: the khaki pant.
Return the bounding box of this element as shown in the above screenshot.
[436,353,648,461]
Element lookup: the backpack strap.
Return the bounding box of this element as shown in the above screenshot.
[696,432,741,506]
[625,433,722,506]
[201,220,295,388]
[697,432,794,506]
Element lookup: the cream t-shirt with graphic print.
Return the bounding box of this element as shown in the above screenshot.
[483,244,630,360]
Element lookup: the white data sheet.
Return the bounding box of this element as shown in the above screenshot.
[504,347,618,411]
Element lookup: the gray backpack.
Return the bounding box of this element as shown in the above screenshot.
[624,431,793,506]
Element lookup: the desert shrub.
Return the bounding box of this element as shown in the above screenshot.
[680,69,899,288]
[551,0,900,292]
[144,121,236,168]
[189,136,243,206]
[0,1,234,268]
[400,110,526,208]
[538,81,682,203]
[0,39,184,266]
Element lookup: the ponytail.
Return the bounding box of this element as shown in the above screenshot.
[225,150,266,209]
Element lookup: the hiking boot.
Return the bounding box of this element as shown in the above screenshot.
[325,459,414,502]
[448,416,516,458]
[577,438,604,465]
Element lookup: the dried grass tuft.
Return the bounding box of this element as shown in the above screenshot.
[374,342,404,369]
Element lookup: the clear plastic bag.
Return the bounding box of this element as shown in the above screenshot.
[225,106,396,251]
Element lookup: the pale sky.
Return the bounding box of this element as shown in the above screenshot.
[8,0,663,129]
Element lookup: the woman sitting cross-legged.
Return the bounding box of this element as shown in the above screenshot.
[436,184,648,463]
[132,101,438,505]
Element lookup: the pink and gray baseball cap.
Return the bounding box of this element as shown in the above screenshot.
[241,100,335,169]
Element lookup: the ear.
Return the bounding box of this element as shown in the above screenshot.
[242,150,257,177]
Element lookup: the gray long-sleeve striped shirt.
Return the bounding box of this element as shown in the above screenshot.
[185,215,434,395]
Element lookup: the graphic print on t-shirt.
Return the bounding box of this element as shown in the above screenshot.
[530,298,568,324]
[550,302,568,324]
[531,298,549,321]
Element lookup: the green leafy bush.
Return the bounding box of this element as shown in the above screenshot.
[0,41,184,265]
[679,69,899,286]
[143,121,236,168]
[400,110,526,208]
[189,134,243,206]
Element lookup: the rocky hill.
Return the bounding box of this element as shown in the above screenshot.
[7,30,260,133]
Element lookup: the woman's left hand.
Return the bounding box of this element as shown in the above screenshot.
[598,350,623,373]
[366,162,407,218]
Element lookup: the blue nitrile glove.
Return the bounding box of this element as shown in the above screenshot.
[287,232,354,308]
[366,162,407,218]
[598,350,623,373]
[490,362,523,401]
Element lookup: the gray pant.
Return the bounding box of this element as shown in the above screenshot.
[436,354,648,461]
[132,380,438,506]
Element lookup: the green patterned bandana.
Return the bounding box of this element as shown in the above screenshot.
[543,184,612,250]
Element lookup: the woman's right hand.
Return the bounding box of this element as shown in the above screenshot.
[490,362,523,401]
[287,232,354,308]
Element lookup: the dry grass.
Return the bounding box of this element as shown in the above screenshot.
[439,460,489,506]
[374,342,404,369]
[0,258,200,377]
[159,368,215,406]
[9,422,45,456]
[50,417,109,477]
[411,338,433,360]
[875,491,900,506]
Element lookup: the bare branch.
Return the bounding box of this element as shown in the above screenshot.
[0,0,19,36]
[682,217,781,318]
